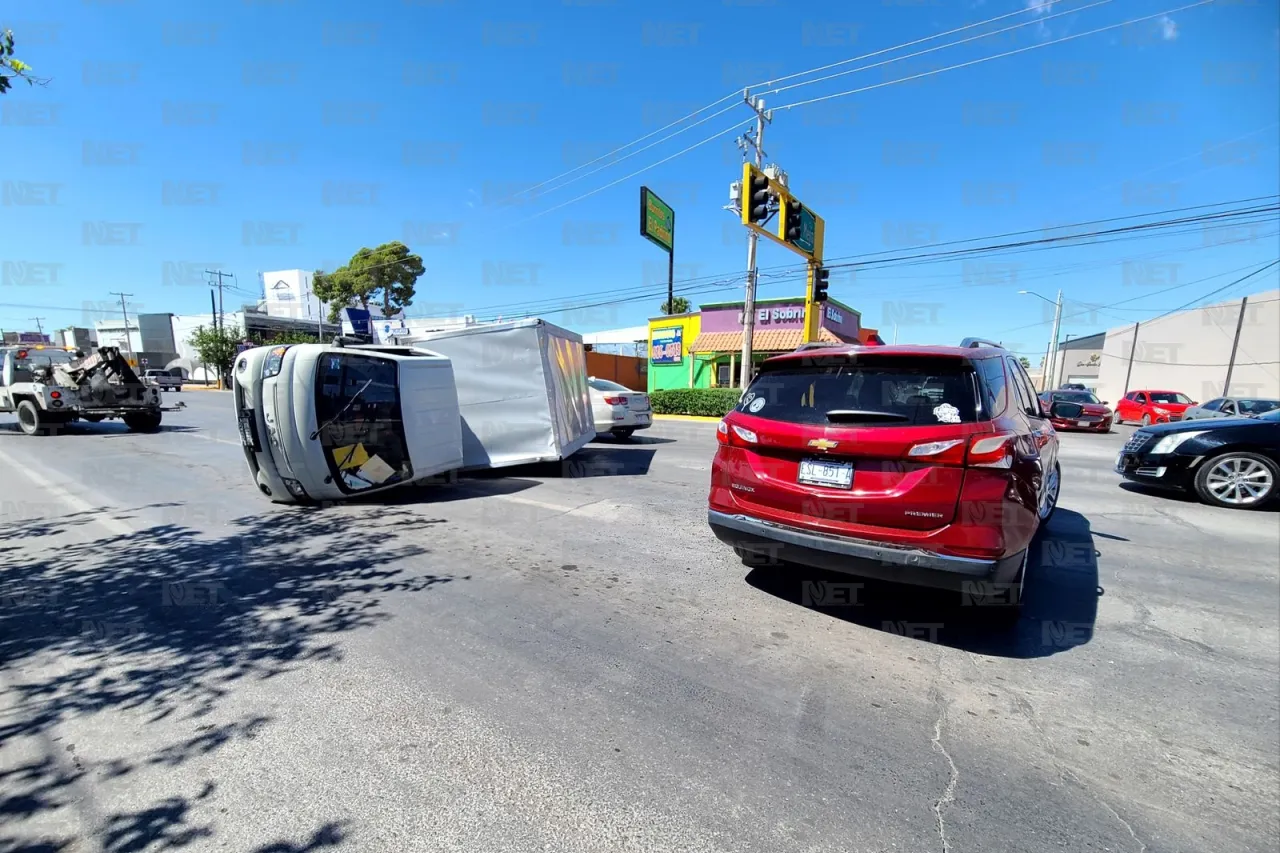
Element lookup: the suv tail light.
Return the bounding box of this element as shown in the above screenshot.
[907,434,1016,468]
[717,419,758,447]
[906,439,965,464]
[967,433,1016,469]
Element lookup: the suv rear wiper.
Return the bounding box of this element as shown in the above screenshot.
[825,409,911,423]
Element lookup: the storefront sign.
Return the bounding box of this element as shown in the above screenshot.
[736,306,805,325]
[640,187,674,254]
[825,306,843,324]
[651,326,682,364]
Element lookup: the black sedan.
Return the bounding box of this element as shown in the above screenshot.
[1115,408,1280,509]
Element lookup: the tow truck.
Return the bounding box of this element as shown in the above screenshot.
[0,344,185,436]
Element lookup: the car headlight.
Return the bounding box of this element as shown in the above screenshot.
[1152,407,1169,414]
[262,345,289,378]
[1150,430,1206,454]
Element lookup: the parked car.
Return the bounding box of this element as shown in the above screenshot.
[708,338,1073,616]
[142,369,182,391]
[1115,408,1280,509]
[587,377,651,439]
[1115,389,1195,426]
[1182,396,1280,422]
[1038,389,1113,432]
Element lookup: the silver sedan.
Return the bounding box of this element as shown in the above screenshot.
[1182,396,1280,421]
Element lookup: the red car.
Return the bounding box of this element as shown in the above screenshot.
[1115,389,1196,426]
[708,339,1067,615]
[1037,389,1113,432]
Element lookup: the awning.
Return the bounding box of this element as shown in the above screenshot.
[688,327,845,354]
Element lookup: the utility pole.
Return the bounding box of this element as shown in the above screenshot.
[29,317,45,337]
[206,269,232,336]
[1045,289,1064,390]
[738,93,770,390]
[109,291,135,364]
[1223,295,1249,396]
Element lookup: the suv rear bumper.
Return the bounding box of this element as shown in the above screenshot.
[708,509,1025,590]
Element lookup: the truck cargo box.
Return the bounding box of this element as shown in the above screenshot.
[407,319,594,469]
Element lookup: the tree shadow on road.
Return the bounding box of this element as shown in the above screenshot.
[744,508,1104,659]
[0,504,463,851]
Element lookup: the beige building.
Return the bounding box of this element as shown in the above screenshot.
[1046,289,1280,405]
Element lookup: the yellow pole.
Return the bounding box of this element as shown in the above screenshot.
[802,215,826,344]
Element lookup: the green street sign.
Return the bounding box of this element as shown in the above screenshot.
[640,186,674,254]
[793,207,816,255]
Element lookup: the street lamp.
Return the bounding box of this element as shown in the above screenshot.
[1019,289,1063,390]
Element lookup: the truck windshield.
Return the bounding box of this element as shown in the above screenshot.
[12,349,74,382]
[313,352,414,494]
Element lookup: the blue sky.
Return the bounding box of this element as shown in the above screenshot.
[3,0,1278,360]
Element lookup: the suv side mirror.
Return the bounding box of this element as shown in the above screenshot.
[1050,401,1085,419]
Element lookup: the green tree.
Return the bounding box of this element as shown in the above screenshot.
[660,296,690,315]
[313,242,423,321]
[188,324,243,386]
[1019,356,1031,369]
[1,29,48,95]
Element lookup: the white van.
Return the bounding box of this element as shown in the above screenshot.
[232,342,464,504]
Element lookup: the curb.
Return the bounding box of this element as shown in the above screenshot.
[653,414,723,423]
[181,385,230,392]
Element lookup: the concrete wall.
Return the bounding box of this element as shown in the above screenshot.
[1094,289,1280,405]
[586,351,646,391]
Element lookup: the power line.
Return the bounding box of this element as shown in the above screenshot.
[764,0,1114,97]
[463,199,1279,320]
[487,0,1096,209]
[773,1,1215,112]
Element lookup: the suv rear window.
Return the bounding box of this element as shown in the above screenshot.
[737,357,981,426]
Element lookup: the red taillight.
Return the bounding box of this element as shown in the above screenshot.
[717,419,758,447]
[604,396,627,406]
[906,438,966,465]
[50,391,61,399]
[17,350,27,359]
[967,433,1017,469]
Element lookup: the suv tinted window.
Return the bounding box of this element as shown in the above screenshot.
[1005,357,1038,416]
[977,357,1008,417]
[737,357,980,426]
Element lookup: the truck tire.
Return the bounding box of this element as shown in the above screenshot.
[16,400,50,436]
[124,411,163,433]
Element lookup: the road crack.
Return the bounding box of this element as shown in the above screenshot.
[930,707,959,853]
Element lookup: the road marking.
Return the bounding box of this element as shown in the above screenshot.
[0,445,135,537]
[185,431,242,447]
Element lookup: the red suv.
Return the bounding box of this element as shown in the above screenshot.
[708,339,1066,611]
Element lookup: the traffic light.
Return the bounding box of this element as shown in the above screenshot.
[784,199,806,244]
[745,166,772,227]
[813,266,830,303]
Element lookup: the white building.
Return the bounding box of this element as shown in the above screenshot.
[1046,289,1280,404]
[261,269,327,322]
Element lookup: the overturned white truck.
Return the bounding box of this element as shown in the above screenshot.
[232,319,595,504]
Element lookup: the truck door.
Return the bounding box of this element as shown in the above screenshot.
[0,352,11,411]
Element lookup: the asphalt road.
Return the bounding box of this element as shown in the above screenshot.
[1,391,1277,853]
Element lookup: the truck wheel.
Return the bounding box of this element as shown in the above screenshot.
[124,411,163,433]
[16,400,50,436]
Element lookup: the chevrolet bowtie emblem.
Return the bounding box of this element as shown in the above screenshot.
[808,438,839,451]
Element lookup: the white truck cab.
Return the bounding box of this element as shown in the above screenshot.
[232,342,464,504]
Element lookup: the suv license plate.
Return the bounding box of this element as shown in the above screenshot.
[238,413,260,450]
[798,458,854,489]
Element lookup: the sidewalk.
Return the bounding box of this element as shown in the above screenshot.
[653,414,722,423]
